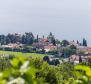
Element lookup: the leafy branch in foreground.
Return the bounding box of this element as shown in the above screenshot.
[0,54,91,84]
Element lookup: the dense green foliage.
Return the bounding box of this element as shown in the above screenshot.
[0,32,57,46]
[47,32,56,46]
[0,32,34,45]
[0,55,75,84]
[61,40,69,47]
[58,45,77,58]
[0,53,90,84]
[82,38,87,46]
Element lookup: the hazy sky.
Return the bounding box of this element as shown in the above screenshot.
[0,0,90,44]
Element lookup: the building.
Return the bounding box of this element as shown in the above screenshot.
[2,43,23,49]
[44,44,57,52]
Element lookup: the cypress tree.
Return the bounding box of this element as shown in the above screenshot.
[83,38,87,46]
[37,35,39,42]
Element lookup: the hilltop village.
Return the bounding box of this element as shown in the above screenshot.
[0,32,91,84]
[0,32,90,65]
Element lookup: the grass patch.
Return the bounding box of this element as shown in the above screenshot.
[0,50,47,58]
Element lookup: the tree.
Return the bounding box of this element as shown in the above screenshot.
[21,35,26,44]
[83,38,87,46]
[52,38,56,46]
[77,40,79,45]
[59,45,77,58]
[37,35,39,42]
[0,35,6,45]
[25,32,34,45]
[22,32,34,45]
[79,56,82,63]
[55,39,61,44]
[5,36,11,44]
[69,45,77,50]
[47,32,55,44]
[61,40,69,47]
[43,56,50,62]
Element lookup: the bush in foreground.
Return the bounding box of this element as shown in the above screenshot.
[0,54,91,84]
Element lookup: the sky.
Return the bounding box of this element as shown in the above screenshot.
[0,0,90,45]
